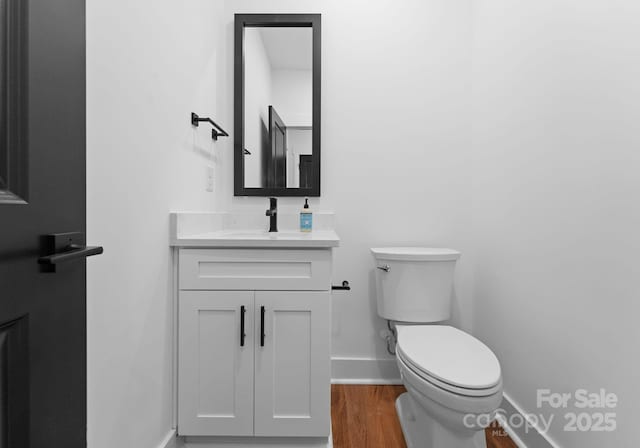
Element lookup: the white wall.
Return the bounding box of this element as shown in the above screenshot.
[86,1,225,447]
[272,69,313,126]
[244,28,272,187]
[214,0,474,366]
[471,1,640,446]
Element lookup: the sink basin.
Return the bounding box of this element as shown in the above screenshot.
[218,230,312,239]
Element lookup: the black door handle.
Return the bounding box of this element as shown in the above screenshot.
[332,280,351,290]
[39,232,103,272]
[240,305,246,347]
[38,245,103,265]
[260,306,265,347]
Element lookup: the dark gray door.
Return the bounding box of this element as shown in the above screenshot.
[0,0,92,446]
[299,155,313,189]
[268,105,287,188]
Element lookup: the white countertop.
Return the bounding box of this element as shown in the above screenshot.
[170,212,340,248]
[173,229,340,248]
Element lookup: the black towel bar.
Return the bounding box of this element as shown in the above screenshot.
[191,112,229,141]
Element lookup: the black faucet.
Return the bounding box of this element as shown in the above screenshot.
[265,197,278,232]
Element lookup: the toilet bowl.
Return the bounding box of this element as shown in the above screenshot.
[395,325,502,448]
[371,247,503,448]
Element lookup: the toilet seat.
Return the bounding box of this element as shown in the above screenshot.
[396,325,502,397]
[397,349,502,397]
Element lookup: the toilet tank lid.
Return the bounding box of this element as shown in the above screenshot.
[370,247,460,261]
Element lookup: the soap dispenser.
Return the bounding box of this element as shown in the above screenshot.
[300,198,313,232]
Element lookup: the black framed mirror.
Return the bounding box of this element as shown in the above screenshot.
[234,14,321,197]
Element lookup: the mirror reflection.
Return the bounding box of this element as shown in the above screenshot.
[243,27,313,189]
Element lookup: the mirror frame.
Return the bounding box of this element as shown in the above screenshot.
[234,14,321,197]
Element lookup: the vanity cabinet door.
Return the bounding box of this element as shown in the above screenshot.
[178,291,254,436]
[254,291,331,437]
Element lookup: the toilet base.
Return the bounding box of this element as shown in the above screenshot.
[395,393,487,448]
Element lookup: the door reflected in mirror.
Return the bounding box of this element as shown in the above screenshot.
[235,15,320,196]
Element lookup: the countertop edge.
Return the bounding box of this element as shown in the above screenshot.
[170,239,340,248]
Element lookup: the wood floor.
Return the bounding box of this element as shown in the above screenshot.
[331,385,518,448]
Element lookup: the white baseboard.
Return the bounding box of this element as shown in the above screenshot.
[331,357,401,384]
[166,425,332,448]
[498,393,561,448]
[157,429,181,448]
[182,436,331,448]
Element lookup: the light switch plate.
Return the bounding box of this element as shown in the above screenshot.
[205,165,214,192]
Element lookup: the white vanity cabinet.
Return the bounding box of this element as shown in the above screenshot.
[176,248,332,439]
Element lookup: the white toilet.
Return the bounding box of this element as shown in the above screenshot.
[371,247,503,448]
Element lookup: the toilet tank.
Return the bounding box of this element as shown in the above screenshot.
[371,247,460,323]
